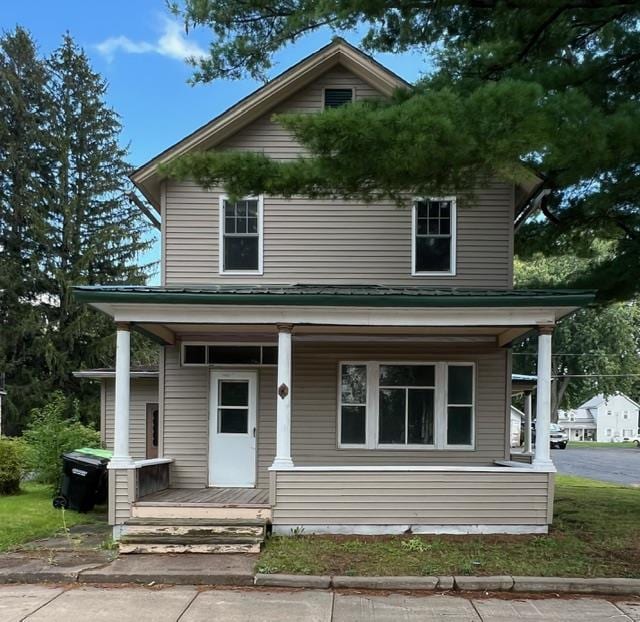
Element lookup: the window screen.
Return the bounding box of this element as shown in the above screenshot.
[324,88,353,108]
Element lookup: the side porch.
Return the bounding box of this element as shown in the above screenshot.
[74,284,593,547]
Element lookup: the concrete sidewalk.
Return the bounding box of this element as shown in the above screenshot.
[2,584,640,622]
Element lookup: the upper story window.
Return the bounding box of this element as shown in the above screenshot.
[219,197,263,274]
[412,198,456,276]
[324,88,353,108]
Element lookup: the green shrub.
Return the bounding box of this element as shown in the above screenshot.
[0,437,28,495]
[23,392,101,487]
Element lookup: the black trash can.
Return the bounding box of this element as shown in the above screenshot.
[53,451,110,512]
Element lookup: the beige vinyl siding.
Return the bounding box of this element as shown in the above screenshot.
[162,346,277,489]
[163,63,515,288]
[271,470,552,526]
[159,340,507,492]
[222,66,380,159]
[292,342,508,466]
[109,468,135,525]
[103,378,158,460]
[165,181,513,287]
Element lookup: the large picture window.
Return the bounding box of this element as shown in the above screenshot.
[412,198,456,275]
[219,197,263,274]
[338,361,474,450]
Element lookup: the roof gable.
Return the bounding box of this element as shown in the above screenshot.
[131,38,409,208]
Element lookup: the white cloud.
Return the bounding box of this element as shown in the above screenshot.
[96,17,206,63]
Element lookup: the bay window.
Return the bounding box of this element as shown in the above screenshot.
[338,361,474,449]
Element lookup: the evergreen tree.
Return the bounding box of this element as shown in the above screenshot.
[0,28,51,434]
[0,29,154,433]
[42,35,152,422]
[167,1,640,301]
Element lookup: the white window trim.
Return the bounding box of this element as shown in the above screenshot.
[411,196,457,277]
[337,360,475,451]
[322,86,356,110]
[181,341,277,367]
[218,195,264,275]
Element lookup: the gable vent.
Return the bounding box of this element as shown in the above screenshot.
[324,88,353,108]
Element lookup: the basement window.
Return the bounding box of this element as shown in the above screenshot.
[323,88,354,108]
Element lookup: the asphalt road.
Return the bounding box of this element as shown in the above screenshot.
[552,446,640,486]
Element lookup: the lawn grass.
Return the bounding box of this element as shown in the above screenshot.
[568,441,637,449]
[0,482,103,552]
[258,475,640,577]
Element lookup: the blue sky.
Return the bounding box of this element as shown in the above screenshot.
[1,1,429,282]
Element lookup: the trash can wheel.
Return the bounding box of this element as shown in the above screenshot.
[52,495,69,509]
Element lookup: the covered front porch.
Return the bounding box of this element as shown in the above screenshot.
[74,284,593,539]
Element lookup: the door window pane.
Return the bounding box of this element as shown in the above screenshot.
[219,381,248,406]
[447,406,472,445]
[341,405,366,444]
[219,408,249,433]
[408,389,434,445]
[379,388,406,444]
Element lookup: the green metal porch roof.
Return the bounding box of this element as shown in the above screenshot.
[73,284,595,308]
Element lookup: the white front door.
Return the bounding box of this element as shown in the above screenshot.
[209,370,257,487]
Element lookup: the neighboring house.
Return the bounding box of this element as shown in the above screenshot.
[74,39,594,550]
[559,393,639,442]
[510,406,524,448]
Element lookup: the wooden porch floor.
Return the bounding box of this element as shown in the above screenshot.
[136,487,270,507]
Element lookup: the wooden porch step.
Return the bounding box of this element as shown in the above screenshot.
[124,517,266,527]
[131,504,271,521]
[119,542,261,555]
[119,516,268,555]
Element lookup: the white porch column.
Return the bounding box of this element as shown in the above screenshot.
[110,322,133,469]
[523,390,533,454]
[533,326,554,469]
[272,324,294,469]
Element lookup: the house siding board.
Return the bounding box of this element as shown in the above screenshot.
[165,181,513,287]
[163,65,514,288]
[292,342,506,466]
[103,377,157,460]
[158,341,506,492]
[272,470,550,526]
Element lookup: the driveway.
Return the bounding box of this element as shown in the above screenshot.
[552,447,640,485]
[2,585,640,622]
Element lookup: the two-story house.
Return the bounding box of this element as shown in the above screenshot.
[74,39,594,552]
[559,393,640,442]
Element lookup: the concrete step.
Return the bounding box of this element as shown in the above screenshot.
[119,542,261,554]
